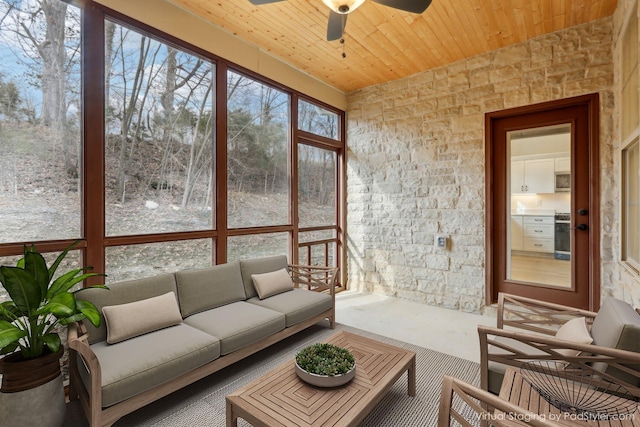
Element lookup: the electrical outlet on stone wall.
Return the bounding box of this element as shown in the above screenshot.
[434,235,448,250]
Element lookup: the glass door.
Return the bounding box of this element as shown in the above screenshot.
[506,124,572,289]
[486,94,600,310]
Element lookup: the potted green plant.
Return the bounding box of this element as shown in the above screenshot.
[0,240,107,427]
[295,343,356,387]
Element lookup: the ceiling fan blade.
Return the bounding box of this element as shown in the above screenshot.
[248,0,285,4]
[371,0,432,14]
[327,11,347,41]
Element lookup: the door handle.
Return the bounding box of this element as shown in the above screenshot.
[575,224,588,231]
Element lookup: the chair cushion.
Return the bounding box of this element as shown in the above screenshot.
[175,261,246,317]
[79,323,220,408]
[239,256,289,299]
[248,288,332,327]
[76,273,178,344]
[251,268,293,299]
[102,292,183,344]
[183,301,285,355]
[590,297,640,385]
[554,317,593,357]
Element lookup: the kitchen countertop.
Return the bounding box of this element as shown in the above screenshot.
[510,210,556,216]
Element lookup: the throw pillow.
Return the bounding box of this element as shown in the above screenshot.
[554,317,593,357]
[102,291,183,344]
[251,268,293,300]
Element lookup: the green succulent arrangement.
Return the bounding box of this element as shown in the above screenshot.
[0,241,107,360]
[295,343,355,376]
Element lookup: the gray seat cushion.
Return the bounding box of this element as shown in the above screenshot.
[80,324,220,407]
[248,288,332,327]
[184,301,285,355]
[175,261,246,317]
[590,297,640,385]
[487,336,548,395]
[239,256,289,299]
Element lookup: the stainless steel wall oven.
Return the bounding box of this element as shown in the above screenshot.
[554,212,570,260]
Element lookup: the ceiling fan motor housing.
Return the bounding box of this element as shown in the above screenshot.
[323,0,366,14]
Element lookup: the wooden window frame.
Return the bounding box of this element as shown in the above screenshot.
[620,1,640,275]
[0,0,346,289]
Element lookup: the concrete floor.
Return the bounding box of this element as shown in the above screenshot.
[335,291,495,363]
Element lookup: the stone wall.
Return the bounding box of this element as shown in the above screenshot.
[345,18,615,313]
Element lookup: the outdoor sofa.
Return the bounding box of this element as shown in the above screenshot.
[67,255,337,427]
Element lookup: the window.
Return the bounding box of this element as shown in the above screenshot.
[622,5,640,270]
[298,99,339,140]
[105,20,215,236]
[227,233,289,261]
[298,144,338,267]
[105,239,212,283]
[0,0,82,244]
[0,250,82,302]
[298,145,337,228]
[624,139,640,270]
[227,71,290,229]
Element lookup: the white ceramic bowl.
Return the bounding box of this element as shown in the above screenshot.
[295,362,356,387]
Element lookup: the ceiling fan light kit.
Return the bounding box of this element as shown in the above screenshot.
[322,0,366,14]
[250,0,432,42]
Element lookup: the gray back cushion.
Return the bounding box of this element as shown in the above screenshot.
[239,256,289,299]
[77,273,178,344]
[590,297,640,385]
[175,261,246,317]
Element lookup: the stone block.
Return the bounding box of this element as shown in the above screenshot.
[460,295,483,313]
[503,87,531,108]
[448,71,470,88]
[452,113,483,132]
[424,254,450,271]
[490,65,522,83]
[494,44,530,64]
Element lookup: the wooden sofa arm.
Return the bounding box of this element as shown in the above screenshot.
[478,325,640,396]
[496,292,598,335]
[68,322,104,426]
[288,264,338,296]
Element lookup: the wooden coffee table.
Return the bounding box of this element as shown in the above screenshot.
[226,330,416,427]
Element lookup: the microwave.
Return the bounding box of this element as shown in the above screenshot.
[555,172,570,192]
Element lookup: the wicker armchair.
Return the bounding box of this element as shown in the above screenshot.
[478,293,640,396]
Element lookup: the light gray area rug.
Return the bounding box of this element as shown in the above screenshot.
[64,323,480,426]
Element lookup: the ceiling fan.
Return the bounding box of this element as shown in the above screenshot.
[249,0,432,41]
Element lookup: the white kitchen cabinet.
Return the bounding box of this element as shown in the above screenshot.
[511,158,555,194]
[511,161,525,194]
[522,216,554,253]
[511,215,524,251]
[555,157,571,172]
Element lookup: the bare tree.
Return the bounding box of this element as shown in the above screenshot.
[5,0,79,177]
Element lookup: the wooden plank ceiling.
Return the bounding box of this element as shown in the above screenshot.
[170,0,618,93]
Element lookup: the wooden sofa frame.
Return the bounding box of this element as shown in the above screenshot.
[478,292,640,396]
[68,264,338,427]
